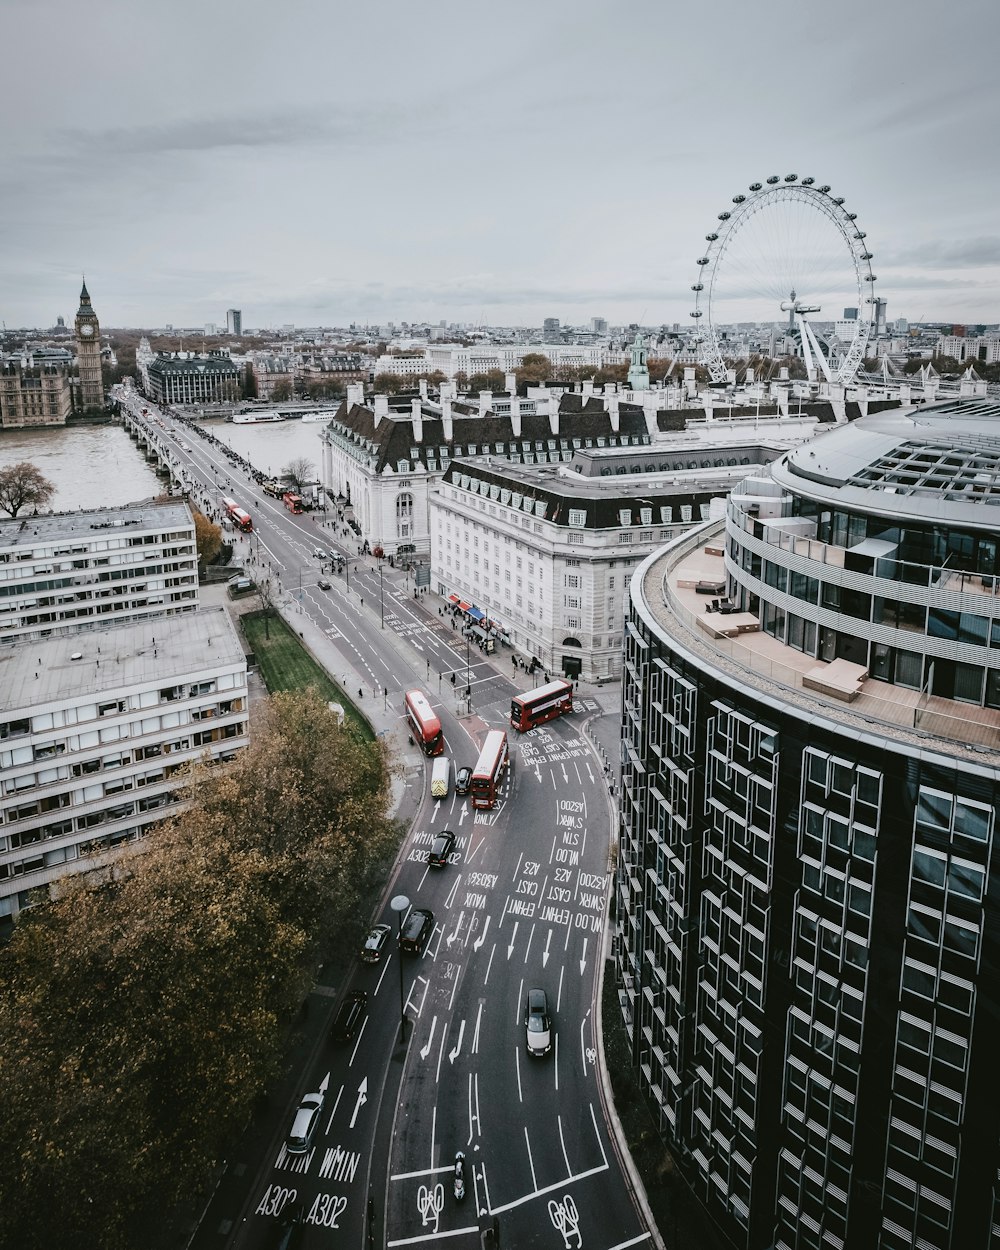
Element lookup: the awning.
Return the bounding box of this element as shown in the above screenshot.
[468,606,485,622]
[448,593,460,604]
[459,600,472,612]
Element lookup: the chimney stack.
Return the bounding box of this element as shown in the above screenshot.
[607,396,620,432]
[505,371,516,394]
[373,393,389,426]
[419,377,428,400]
[441,398,453,442]
[479,390,492,417]
[346,381,364,409]
[548,393,560,437]
[510,398,522,439]
[411,398,423,443]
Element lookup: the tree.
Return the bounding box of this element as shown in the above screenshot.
[256,575,278,639]
[466,369,507,395]
[270,379,293,402]
[0,461,55,517]
[514,353,552,388]
[0,690,395,1250]
[242,362,258,400]
[372,373,405,394]
[192,509,222,566]
[282,457,315,489]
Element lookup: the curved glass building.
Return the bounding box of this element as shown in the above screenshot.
[616,398,1000,1250]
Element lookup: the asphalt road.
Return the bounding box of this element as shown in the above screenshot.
[113,390,648,1250]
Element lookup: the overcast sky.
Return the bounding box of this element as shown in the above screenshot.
[2,0,997,331]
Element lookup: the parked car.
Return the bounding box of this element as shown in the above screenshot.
[399,907,434,954]
[427,830,456,868]
[455,765,472,796]
[360,922,391,963]
[331,990,367,1043]
[286,1090,324,1154]
[524,988,552,1057]
[312,547,326,558]
[317,578,331,590]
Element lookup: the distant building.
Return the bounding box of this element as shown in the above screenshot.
[425,343,603,379]
[591,317,608,334]
[251,353,296,400]
[226,308,242,336]
[543,317,561,342]
[0,364,72,428]
[74,280,104,412]
[145,352,240,405]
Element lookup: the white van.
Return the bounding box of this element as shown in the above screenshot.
[431,756,451,799]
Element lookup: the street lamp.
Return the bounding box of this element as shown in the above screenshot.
[390,894,410,1042]
[379,564,385,629]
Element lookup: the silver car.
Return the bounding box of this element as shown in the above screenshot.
[286,1091,324,1154]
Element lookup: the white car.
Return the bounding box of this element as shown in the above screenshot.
[286,1091,324,1154]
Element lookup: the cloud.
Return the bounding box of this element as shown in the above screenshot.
[62,108,400,157]
[880,238,1000,270]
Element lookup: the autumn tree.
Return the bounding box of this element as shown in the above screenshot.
[372,372,406,394]
[192,509,222,566]
[242,362,258,399]
[466,369,507,395]
[270,379,293,402]
[514,353,552,388]
[0,461,55,517]
[0,690,395,1250]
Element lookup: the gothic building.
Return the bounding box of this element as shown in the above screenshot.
[74,279,104,412]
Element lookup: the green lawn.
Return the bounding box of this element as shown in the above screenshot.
[241,610,374,742]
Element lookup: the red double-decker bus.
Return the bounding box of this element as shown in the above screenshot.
[221,496,253,532]
[470,729,509,810]
[404,689,444,756]
[510,678,573,733]
[283,491,303,515]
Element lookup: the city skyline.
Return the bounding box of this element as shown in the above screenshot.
[1,0,998,328]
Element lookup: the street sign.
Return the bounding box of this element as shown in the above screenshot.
[414,565,431,588]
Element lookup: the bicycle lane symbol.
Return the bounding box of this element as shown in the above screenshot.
[548,1193,582,1248]
[416,1182,445,1234]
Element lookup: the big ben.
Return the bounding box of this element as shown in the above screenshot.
[74,279,104,412]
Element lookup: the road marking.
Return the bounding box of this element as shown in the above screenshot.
[419,1015,437,1060]
[558,1115,572,1175]
[488,1161,611,1215]
[507,920,519,959]
[350,1080,370,1130]
[325,1084,344,1134]
[387,1226,480,1247]
[448,1018,465,1064]
[473,914,491,951]
[515,1043,523,1104]
[467,1070,481,1143]
[523,1126,538,1191]
[579,937,589,976]
[436,1020,449,1084]
[542,928,553,967]
[483,941,497,985]
[548,1193,581,1248]
[471,1000,484,1054]
[523,922,535,963]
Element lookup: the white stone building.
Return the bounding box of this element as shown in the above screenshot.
[429,437,790,682]
[320,383,655,559]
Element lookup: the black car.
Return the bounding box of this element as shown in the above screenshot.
[455,766,472,796]
[331,990,367,1043]
[266,1200,305,1250]
[399,907,434,954]
[427,830,456,868]
[317,578,331,590]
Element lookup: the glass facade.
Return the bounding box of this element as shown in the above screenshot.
[617,400,1000,1248]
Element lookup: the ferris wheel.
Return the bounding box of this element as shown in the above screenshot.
[690,175,877,386]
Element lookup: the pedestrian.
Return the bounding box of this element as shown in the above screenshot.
[358,688,363,699]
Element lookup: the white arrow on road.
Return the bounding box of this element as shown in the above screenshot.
[561,763,569,783]
[420,1015,438,1061]
[447,910,465,946]
[542,928,553,968]
[449,1019,466,1064]
[473,914,491,952]
[579,937,589,977]
[349,1076,368,1128]
[507,920,519,959]
[534,766,542,784]
[319,1072,331,1095]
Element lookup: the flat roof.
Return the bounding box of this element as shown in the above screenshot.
[637,526,1000,767]
[0,497,193,552]
[0,608,245,715]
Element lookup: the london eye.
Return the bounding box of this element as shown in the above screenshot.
[690,176,877,386]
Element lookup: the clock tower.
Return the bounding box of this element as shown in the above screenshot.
[74,279,104,412]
